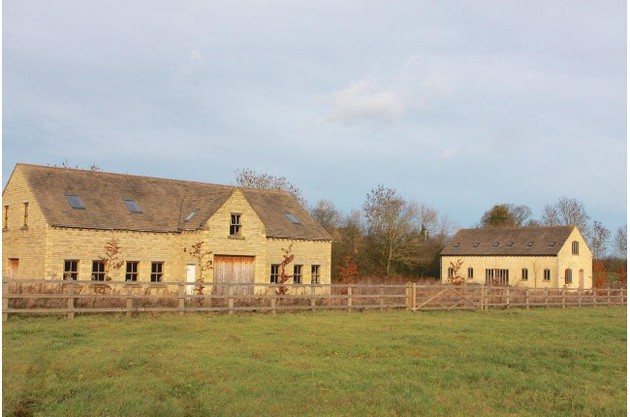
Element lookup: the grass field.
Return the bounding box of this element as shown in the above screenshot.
[3,308,627,417]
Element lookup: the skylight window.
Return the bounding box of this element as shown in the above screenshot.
[493,241,500,247]
[473,242,480,247]
[285,213,301,224]
[123,199,142,214]
[453,242,460,248]
[548,241,556,247]
[184,209,199,222]
[527,241,534,247]
[506,241,514,247]
[66,194,85,210]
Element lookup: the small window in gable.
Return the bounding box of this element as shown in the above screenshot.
[285,213,301,224]
[124,199,142,214]
[572,241,579,255]
[230,213,242,236]
[66,195,85,209]
[184,209,199,222]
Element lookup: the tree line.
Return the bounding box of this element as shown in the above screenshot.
[236,169,627,281]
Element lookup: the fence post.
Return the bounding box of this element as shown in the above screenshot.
[310,285,316,312]
[525,288,530,310]
[67,281,75,320]
[271,288,277,315]
[347,286,352,313]
[545,288,549,308]
[126,284,134,318]
[561,287,566,309]
[506,287,510,309]
[2,280,8,322]
[593,288,597,307]
[228,285,234,315]
[406,283,412,311]
[607,288,611,305]
[178,282,185,317]
[480,286,485,311]
[379,284,385,312]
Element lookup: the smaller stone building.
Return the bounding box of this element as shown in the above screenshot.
[440,226,593,288]
[2,164,332,292]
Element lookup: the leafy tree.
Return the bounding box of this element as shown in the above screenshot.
[481,204,517,228]
[480,204,533,228]
[363,185,423,276]
[235,168,306,207]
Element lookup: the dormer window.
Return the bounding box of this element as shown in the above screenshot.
[492,242,500,247]
[473,242,480,247]
[123,199,142,214]
[527,241,534,247]
[230,213,242,236]
[453,242,460,248]
[548,241,556,247]
[66,194,85,209]
[506,241,514,247]
[184,209,199,222]
[285,213,301,225]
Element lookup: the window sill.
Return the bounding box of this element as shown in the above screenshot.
[228,235,245,240]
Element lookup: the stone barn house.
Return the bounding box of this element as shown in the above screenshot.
[2,164,332,293]
[440,226,593,289]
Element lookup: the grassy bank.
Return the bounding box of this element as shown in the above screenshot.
[3,308,626,417]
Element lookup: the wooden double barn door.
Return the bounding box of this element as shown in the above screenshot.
[213,256,255,295]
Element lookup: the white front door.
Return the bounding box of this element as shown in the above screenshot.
[186,264,196,295]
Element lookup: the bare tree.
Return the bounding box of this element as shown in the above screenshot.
[310,199,341,234]
[541,197,591,237]
[99,239,124,281]
[589,221,611,260]
[614,225,627,259]
[363,185,422,276]
[235,168,306,207]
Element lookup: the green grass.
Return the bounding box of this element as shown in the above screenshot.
[3,308,626,417]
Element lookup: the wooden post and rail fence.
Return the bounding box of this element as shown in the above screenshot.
[2,278,627,321]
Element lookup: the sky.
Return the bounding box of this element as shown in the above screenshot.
[3,0,627,233]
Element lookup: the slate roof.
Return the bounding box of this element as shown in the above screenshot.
[441,226,578,256]
[8,164,331,241]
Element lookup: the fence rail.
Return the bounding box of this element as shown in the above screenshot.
[2,279,626,320]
